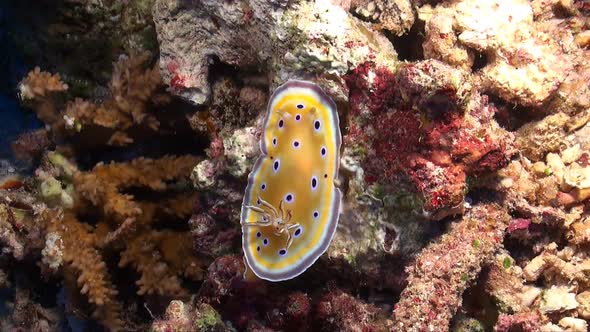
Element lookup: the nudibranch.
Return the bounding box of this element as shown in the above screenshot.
[241,80,342,282]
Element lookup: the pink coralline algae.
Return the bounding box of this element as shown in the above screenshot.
[392,203,511,331]
[316,288,391,332]
[494,312,542,332]
[200,255,245,301]
[345,60,514,219]
[507,218,532,233]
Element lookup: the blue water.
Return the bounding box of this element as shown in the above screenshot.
[0,2,43,161]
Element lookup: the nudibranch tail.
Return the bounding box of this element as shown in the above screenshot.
[240,80,342,282]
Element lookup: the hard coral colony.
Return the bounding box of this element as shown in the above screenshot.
[1,0,590,331]
[241,80,342,281]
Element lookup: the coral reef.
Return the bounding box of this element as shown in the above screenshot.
[3,0,590,330]
[3,50,204,330]
[344,59,515,221]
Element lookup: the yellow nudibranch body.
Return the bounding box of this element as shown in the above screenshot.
[241,80,342,281]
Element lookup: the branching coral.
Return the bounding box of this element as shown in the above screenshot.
[119,230,203,298]
[16,54,208,329]
[29,153,203,330]
[73,155,204,298]
[75,155,199,225]
[18,67,69,126]
[18,52,170,148]
[63,52,166,146]
[45,210,123,331]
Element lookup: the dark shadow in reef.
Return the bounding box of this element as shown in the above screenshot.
[385,19,426,62]
[471,50,488,73]
[71,97,208,171]
[487,94,545,132]
[456,266,500,331]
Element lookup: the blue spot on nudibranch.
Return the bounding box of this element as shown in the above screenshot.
[296,104,304,109]
[321,146,327,157]
[314,120,321,131]
[293,140,300,148]
[279,119,284,128]
[295,114,301,121]
[279,249,287,256]
[313,211,319,219]
[256,231,261,238]
[273,159,280,172]
[263,238,269,246]
[285,193,294,203]
[311,176,318,191]
[294,227,302,237]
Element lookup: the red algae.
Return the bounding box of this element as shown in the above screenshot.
[344,59,514,218]
[365,110,422,182]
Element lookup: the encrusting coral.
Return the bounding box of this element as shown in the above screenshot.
[349,0,414,35]
[153,0,398,105]
[344,59,515,221]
